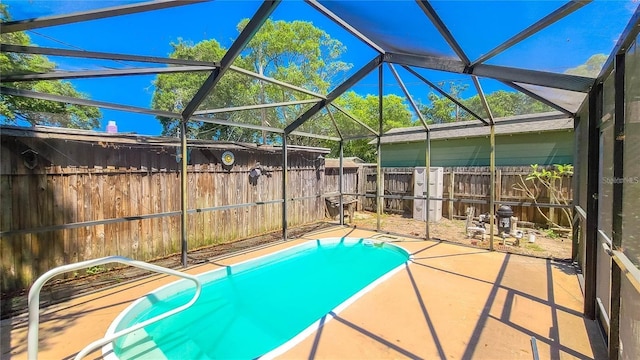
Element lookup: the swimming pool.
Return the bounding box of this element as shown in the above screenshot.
[104,237,410,359]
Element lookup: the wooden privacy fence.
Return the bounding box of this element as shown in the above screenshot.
[362,167,414,215]
[444,166,573,225]
[323,159,364,211]
[358,165,573,225]
[0,125,574,293]
[1,127,328,292]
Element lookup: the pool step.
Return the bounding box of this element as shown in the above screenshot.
[117,328,214,360]
[116,328,167,360]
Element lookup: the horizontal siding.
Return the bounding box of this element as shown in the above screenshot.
[495,132,574,166]
[382,131,574,167]
[382,143,426,167]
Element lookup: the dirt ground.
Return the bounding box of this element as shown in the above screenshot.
[348,211,573,260]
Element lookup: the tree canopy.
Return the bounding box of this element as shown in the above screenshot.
[152,19,614,162]
[0,5,101,129]
[419,82,553,124]
[420,82,469,124]
[417,53,607,124]
[151,19,419,161]
[151,17,612,162]
[151,19,353,143]
[333,92,414,162]
[564,54,607,77]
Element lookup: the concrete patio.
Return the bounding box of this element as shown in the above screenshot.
[1,226,606,360]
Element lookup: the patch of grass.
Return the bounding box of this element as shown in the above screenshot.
[86,266,107,276]
[543,228,559,239]
[524,243,545,252]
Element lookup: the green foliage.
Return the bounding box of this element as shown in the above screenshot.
[239,19,350,93]
[419,82,554,124]
[152,19,353,144]
[151,38,245,138]
[464,91,552,119]
[0,4,101,129]
[418,54,608,124]
[564,54,607,77]
[332,91,414,162]
[151,19,417,161]
[513,164,574,231]
[525,164,574,182]
[420,81,469,124]
[543,228,559,239]
[86,266,106,275]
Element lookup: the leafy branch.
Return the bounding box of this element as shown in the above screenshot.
[513,164,574,232]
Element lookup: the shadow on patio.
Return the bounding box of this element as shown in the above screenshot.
[282,230,607,360]
[1,227,607,360]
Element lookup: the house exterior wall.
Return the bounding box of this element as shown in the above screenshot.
[381,130,574,167]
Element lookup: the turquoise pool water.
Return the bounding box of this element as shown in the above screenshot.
[106,238,409,359]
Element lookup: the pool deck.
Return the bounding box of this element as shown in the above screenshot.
[2,226,607,360]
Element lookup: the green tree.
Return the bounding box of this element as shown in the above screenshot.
[151,19,351,143]
[333,91,414,162]
[419,54,608,124]
[463,90,552,119]
[420,82,553,123]
[419,81,468,124]
[239,19,350,94]
[240,19,350,144]
[151,38,255,140]
[564,54,607,77]
[150,19,415,161]
[0,5,101,129]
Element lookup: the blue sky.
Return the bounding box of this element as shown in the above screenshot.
[3,0,637,135]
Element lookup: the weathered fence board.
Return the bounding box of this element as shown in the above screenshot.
[1,129,328,293]
[1,126,575,293]
[323,166,360,210]
[442,166,573,226]
[362,167,415,215]
[357,165,572,226]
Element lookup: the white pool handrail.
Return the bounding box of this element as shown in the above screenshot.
[27,256,202,360]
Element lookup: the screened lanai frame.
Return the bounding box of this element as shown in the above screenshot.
[1,1,639,358]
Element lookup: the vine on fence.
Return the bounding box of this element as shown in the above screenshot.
[513,164,574,232]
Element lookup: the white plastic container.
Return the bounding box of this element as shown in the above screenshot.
[106,120,118,133]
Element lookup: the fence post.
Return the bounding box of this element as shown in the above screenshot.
[357,165,364,211]
[496,169,502,205]
[282,135,288,241]
[448,170,455,220]
[339,141,344,225]
[549,176,556,225]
